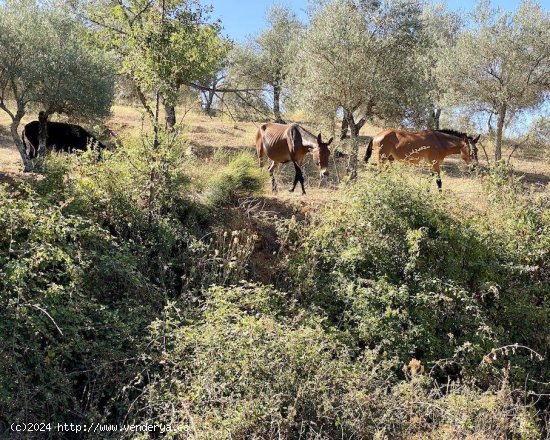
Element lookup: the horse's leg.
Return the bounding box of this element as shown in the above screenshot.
[432,163,442,191]
[256,130,265,167]
[289,162,299,193]
[364,137,374,163]
[290,162,306,195]
[269,161,279,192]
[298,165,306,195]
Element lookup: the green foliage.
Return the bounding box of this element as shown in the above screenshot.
[226,5,302,120]
[439,0,550,159]
[36,10,115,119]
[0,0,114,118]
[87,0,229,111]
[133,283,397,439]
[292,0,426,126]
[205,152,267,206]
[0,185,159,425]
[1,150,547,437]
[0,135,268,432]
[130,283,542,439]
[291,166,549,383]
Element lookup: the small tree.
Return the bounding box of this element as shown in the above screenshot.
[86,0,229,135]
[227,5,302,122]
[0,0,114,170]
[440,0,550,160]
[0,0,44,171]
[293,0,424,178]
[34,11,114,156]
[197,54,229,115]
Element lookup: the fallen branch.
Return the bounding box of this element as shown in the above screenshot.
[507,135,530,164]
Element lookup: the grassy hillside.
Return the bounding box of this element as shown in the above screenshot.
[2,104,549,197]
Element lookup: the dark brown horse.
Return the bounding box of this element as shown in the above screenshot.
[22,120,106,159]
[256,122,333,195]
[364,128,479,189]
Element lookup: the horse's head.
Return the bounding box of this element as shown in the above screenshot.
[311,133,333,177]
[460,134,480,165]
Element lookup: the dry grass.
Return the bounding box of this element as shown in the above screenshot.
[1,103,548,208]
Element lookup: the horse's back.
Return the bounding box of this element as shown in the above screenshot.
[375,129,441,162]
[22,120,102,154]
[258,123,294,163]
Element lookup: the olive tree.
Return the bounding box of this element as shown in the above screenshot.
[439,0,550,160]
[227,5,302,122]
[0,0,114,170]
[293,0,425,178]
[420,3,462,129]
[0,0,44,171]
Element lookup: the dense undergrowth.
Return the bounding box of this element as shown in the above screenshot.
[0,140,548,439]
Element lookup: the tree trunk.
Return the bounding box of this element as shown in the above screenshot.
[164,100,176,130]
[340,115,349,140]
[153,91,161,149]
[341,109,366,139]
[273,83,283,123]
[37,111,49,158]
[428,107,441,130]
[204,88,216,115]
[10,110,32,172]
[495,104,506,161]
[347,112,359,181]
[353,117,366,137]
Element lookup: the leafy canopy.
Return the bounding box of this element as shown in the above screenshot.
[86,0,230,106]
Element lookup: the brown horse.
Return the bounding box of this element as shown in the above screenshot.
[256,122,333,195]
[364,128,479,189]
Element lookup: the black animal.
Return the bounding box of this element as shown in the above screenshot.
[22,121,106,159]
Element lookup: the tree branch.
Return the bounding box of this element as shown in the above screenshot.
[187,81,264,94]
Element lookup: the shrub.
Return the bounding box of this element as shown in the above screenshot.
[205,152,267,206]
[0,186,161,427]
[289,166,549,386]
[131,283,399,439]
[129,283,543,440]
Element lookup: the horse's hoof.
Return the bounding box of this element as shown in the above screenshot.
[289,189,294,193]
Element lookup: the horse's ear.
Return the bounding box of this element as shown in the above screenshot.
[327,137,333,147]
[473,134,480,143]
[317,133,322,144]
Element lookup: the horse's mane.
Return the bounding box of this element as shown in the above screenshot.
[435,128,470,139]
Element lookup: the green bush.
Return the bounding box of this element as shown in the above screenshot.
[132,283,398,439]
[130,283,542,440]
[290,166,549,385]
[0,186,160,426]
[205,152,267,206]
[0,136,265,433]
[1,140,547,438]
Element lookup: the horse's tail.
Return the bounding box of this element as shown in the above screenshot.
[364,136,373,163]
[256,127,265,167]
[21,127,34,159]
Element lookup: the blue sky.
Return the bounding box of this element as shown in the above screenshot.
[208,0,544,43]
